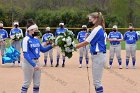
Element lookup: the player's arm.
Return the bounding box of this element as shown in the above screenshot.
[116,34,123,42]
[40,42,53,53]
[136,33,139,41]
[107,33,114,41]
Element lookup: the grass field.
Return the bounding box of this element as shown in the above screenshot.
[5,38,140,50]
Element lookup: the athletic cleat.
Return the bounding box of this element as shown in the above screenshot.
[132,66,136,69]
[51,64,53,67]
[86,64,89,68]
[108,65,112,69]
[43,64,47,67]
[119,65,123,69]
[18,64,22,67]
[62,64,65,67]
[126,66,129,69]
[79,64,82,68]
[55,64,59,67]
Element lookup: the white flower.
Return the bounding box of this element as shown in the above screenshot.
[55,36,63,45]
[66,37,72,46]
[62,38,66,41]
[64,44,67,47]
[65,47,72,53]
[72,41,76,47]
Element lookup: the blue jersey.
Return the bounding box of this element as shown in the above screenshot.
[0,29,8,39]
[22,34,53,67]
[10,28,23,36]
[108,31,123,45]
[55,27,68,36]
[86,25,106,54]
[124,31,138,44]
[42,33,54,42]
[77,31,87,43]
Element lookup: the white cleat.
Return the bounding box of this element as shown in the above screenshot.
[119,65,123,69]
[79,64,82,68]
[108,65,112,69]
[132,66,136,69]
[86,64,89,68]
[18,64,22,67]
[126,66,129,69]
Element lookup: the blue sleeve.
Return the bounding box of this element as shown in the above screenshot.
[23,52,36,67]
[55,29,58,36]
[108,33,111,39]
[42,35,46,42]
[4,30,8,38]
[124,33,127,40]
[10,29,13,36]
[40,44,53,53]
[77,32,80,40]
[136,33,138,41]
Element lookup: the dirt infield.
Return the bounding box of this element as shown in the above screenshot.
[0,49,140,93]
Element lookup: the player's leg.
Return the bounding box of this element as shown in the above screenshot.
[79,47,84,68]
[56,47,60,67]
[11,41,16,64]
[0,45,5,64]
[44,51,48,66]
[92,53,106,93]
[116,44,122,69]
[17,41,21,64]
[131,44,136,68]
[62,54,65,67]
[33,60,41,93]
[109,45,115,68]
[85,45,89,68]
[49,49,53,67]
[126,44,130,69]
[21,59,34,93]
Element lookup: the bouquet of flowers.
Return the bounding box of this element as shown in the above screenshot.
[55,30,76,58]
[12,33,23,40]
[46,36,55,45]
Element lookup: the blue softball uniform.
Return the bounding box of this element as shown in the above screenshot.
[77,31,87,43]
[85,25,106,93]
[108,31,123,45]
[86,26,106,54]
[55,27,68,36]
[10,28,23,36]
[124,31,138,44]
[42,33,54,42]
[0,29,8,39]
[22,34,53,67]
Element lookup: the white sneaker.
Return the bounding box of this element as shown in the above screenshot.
[132,66,136,69]
[18,64,22,67]
[86,64,89,68]
[119,65,123,69]
[79,64,82,68]
[126,66,129,69]
[108,65,112,69]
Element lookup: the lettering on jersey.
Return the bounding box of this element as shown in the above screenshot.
[30,43,40,48]
[127,34,135,40]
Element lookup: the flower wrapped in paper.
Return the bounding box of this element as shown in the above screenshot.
[2,46,20,63]
[12,33,23,40]
[55,30,76,58]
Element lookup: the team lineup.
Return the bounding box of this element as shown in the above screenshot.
[0,12,139,93]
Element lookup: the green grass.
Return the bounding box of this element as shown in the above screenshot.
[75,39,140,50]
[5,38,140,50]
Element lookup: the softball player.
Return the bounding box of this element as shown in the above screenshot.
[77,25,89,68]
[55,22,68,67]
[76,12,106,93]
[0,22,8,64]
[42,27,54,67]
[124,26,138,69]
[10,21,23,65]
[21,21,53,93]
[108,25,123,69]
